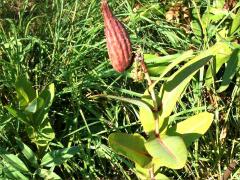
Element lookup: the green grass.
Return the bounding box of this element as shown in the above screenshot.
[0,0,239,179]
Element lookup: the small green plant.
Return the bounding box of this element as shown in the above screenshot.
[93,1,224,178]
[1,77,81,179]
[5,76,55,147]
[92,46,219,178]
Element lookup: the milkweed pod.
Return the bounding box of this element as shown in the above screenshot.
[101,0,133,72]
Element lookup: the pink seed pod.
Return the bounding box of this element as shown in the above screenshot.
[101,0,133,72]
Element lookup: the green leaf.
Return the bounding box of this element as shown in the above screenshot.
[135,163,171,180]
[145,135,187,169]
[41,146,80,167]
[217,48,240,93]
[37,83,55,112]
[31,83,55,125]
[214,0,225,8]
[5,106,30,125]
[160,52,213,119]
[230,8,240,35]
[37,169,62,180]
[191,20,202,38]
[149,50,193,91]
[139,90,168,134]
[0,153,29,173]
[15,76,36,108]
[109,133,152,168]
[144,53,181,76]
[144,53,180,64]
[147,64,168,76]
[208,7,228,22]
[167,112,214,147]
[15,137,38,168]
[25,98,38,113]
[139,91,159,133]
[27,120,55,147]
[155,173,171,180]
[205,42,233,88]
[2,163,28,180]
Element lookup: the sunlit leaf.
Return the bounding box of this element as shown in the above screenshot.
[144,53,180,64]
[109,133,152,168]
[155,173,171,180]
[214,0,225,8]
[160,51,213,119]
[167,112,214,146]
[139,90,159,133]
[149,50,193,91]
[27,119,55,147]
[230,8,240,35]
[145,135,187,169]
[0,153,29,173]
[205,42,233,88]
[37,169,62,180]
[147,64,168,76]
[25,98,38,113]
[2,163,28,180]
[208,7,228,22]
[135,163,170,179]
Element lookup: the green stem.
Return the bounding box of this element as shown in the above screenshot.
[140,56,159,137]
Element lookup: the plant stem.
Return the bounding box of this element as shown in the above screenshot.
[149,166,155,180]
[139,55,160,137]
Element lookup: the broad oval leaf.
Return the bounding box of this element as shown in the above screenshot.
[41,146,80,167]
[25,98,38,113]
[15,76,36,108]
[167,112,214,147]
[144,49,192,77]
[109,133,152,168]
[191,20,202,38]
[145,135,187,169]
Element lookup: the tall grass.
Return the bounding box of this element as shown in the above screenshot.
[0,0,239,179]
